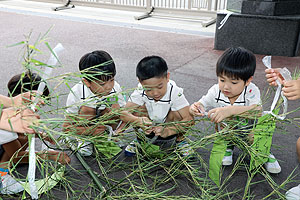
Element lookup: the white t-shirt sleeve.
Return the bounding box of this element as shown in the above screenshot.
[114,82,126,107]
[0,129,18,145]
[199,84,218,110]
[128,85,144,106]
[245,83,261,106]
[171,87,189,111]
[66,88,80,114]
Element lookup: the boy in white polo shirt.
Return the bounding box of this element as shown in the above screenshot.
[64,50,125,156]
[120,55,193,157]
[189,47,281,174]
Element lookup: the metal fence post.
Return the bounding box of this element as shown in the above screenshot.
[214,0,218,11]
[207,0,212,11]
[146,0,151,11]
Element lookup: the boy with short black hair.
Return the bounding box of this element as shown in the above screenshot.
[65,50,125,156]
[121,55,193,157]
[189,47,281,173]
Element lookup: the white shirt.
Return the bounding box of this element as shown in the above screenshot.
[129,80,189,123]
[199,82,261,110]
[0,130,18,145]
[66,81,126,114]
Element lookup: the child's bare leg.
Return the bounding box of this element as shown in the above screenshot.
[1,140,70,165]
[1,139,24,168]
[2,150,70,165]
[17,134,28,151]
[37,150,71,164]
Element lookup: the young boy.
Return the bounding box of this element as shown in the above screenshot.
[0,72,70,195]
[64,50,125,156]
[189,47,281,173]
[120,55,193,157]
[266,68,300,199]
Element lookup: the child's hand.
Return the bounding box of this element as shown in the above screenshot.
[92,126,108,136]
[78,106,96,120]
[1,108,40,134]
[153,126,169,138]
[137,117,152,127]
[265,68,283,86]
[208,107,232,123]
[13,91,45,108]
[137,117,153,134]
[282,79,300,100]
[189,102,205,116]
[39,132,55,144]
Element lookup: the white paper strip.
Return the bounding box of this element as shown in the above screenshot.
[262,56,291,120]
[28,43,64,199]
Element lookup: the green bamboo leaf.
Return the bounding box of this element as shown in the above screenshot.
[21,166,65,197]
[31,59,47,66]
[28,45,42,53]
[6,41,25,48]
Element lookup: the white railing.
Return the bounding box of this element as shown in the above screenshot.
[69,0,227,11]
[39,0,227,26]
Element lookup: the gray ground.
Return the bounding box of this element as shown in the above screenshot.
[1,4,300,199]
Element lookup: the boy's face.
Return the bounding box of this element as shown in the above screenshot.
[218,74,252,100]
[83,77,115,98]
[140,72,170,101]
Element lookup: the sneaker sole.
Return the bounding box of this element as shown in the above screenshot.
[266,167,281,174]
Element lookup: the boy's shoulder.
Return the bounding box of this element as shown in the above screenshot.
[113,81,122,92]
[168,80,184,98]
[206,84,220,94]
[70,81,83,91]
[67,81,95,103]
[68,81,88,96]
[247,82,260,92]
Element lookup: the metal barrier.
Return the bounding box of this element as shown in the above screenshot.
[50,0,227,26]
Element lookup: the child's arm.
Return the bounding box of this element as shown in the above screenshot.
[0,91,43,108]
[120,102,152,129]
[154,106,194,138]
[63,105,107,136]
[282,79,300,100]
[208,104,261,123]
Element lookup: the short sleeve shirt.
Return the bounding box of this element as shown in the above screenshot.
[199,82,261,110]
[128,80,189,123]
[0,130,18,145]
[66,81,125,114]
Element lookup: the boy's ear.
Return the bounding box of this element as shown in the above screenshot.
[137,78,142,85]
[245,76,253,86]
[82,78,91,88]
[166,72,170,81]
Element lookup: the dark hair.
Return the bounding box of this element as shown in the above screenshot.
[7,72,50,97]
[136,56,168,81]
[79,50,116,82]
[216,47,256,82]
